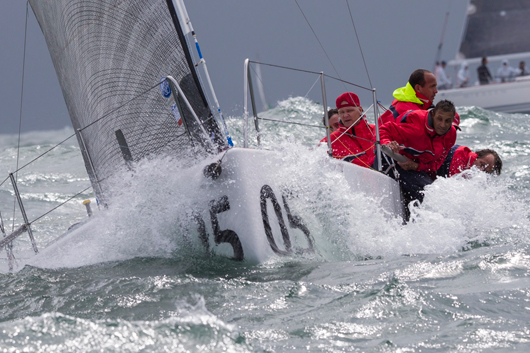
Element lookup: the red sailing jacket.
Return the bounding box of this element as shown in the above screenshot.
[437,145,478,177]
[321,120,376,168]
[380,110,457,173]
[379,88,433,125]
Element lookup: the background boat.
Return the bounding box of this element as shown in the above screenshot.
[436,0,530,112]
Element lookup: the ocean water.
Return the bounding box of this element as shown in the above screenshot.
[0,99,529,352]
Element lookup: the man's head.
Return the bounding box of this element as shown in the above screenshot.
[431,100,456,135]
[441,61,447,68]
[482,56,488,65]
[409,69,438,102]
[474,149,502,175]
[336,92,363,128]
[323,108,340,132]
[520,61,526,69]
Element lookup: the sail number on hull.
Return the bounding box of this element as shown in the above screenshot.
[195,185,314,261]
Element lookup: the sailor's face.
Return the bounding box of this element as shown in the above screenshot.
[474,154,495,173]
[329,114,340,132]
[338,106,362,128]
[432,110,454,135]
[417,72,438,102]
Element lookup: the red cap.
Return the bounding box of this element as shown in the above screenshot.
[336,92,360,109]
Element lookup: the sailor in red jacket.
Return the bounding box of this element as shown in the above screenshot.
[321,92,376,168]
[380,99,457,203]
[437,145,502,177]
[379,69,437,125]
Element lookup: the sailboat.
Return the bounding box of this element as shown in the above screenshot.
[1,0,403,266]
[436,0,530,113]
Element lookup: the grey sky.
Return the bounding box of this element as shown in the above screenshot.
[1,1,468,134]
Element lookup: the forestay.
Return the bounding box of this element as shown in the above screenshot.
[28,0,226,203]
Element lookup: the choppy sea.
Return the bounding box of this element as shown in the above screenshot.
[0,98,529,352]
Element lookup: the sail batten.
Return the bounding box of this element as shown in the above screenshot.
[29,0,225,202]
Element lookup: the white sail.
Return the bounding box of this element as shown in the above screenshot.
[28,0,227,202]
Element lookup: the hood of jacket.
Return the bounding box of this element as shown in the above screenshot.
[392,82,430,106]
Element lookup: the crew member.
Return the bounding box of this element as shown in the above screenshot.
[379,69,438,125]
[380,100,457,203]
[457,62,470,87]
[477,57,492,85]
[496,59,517,83]
[437,146,502,177]
[321,92,376,168]
[518,61,529,76]
[436,61,452,90]
[322,108,340,132]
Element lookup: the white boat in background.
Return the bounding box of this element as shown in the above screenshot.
[437,74,530,113]
[1,0,403,267]
[435,0,530,113]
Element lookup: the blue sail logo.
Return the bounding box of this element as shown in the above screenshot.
[159,78,172,98]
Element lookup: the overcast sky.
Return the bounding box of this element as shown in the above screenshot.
[0,1,468,134]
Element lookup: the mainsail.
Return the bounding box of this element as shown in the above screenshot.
[458,0,530,59]
[28,0,226,203]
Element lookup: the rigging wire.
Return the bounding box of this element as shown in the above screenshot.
[294,0,343,81]
[345,0,373,89]
[9,81,161,177]
[248,61,372,92]
[293,0,358,101]
[30,185,93,225]
[304,75,321,99]
[294,1,376,93]
[249,64,273,106]
[258,117,324,129]
[12,1,30,232]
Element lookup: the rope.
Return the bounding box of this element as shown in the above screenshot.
[345,0,372,89]
[332,125,376,146]
[378,102,388,112]
[333,139,375,170]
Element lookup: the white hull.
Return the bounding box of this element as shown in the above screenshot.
[436,77,530,113]
[35,148,403,266]
[193,148,403,263]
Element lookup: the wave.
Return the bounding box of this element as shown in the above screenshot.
[1,97,529,271]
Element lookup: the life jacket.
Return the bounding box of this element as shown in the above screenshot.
[320,119,376,168]
[380,109,457,173]
[379,82,433,125]
[437,145,478,178]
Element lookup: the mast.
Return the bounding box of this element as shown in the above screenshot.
[170,0,234,147]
